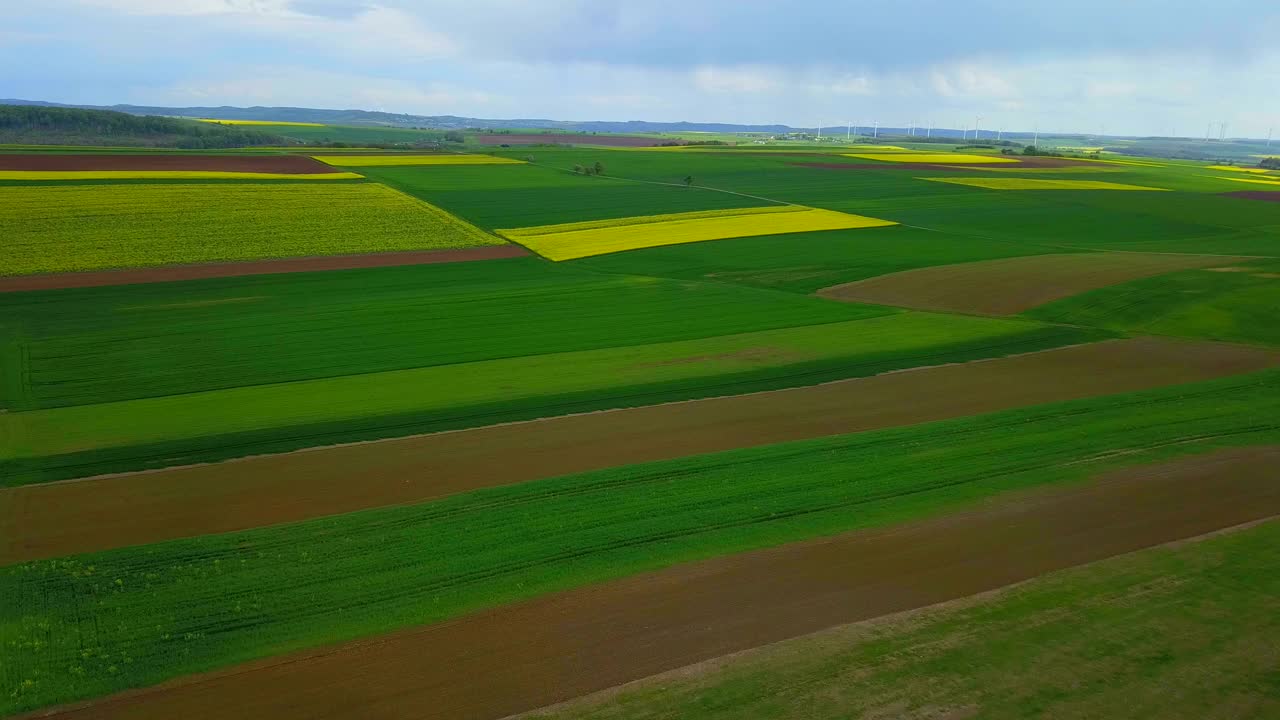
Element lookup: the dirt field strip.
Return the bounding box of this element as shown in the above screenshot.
[0,246,529,293]
[1224,190,1280,203]
[26,446,1280,720]
[818,252,1243,315]
[0,154,335,173]
[4,337,1274,564]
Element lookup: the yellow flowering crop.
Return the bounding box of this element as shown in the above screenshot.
[922,177,1170,191]
[311,154,525,167]
[845,153,1020,164]
[0,171,363,181]
[499,205,896,261]
[1207,166,1274,174]
[1214,176,1280,187]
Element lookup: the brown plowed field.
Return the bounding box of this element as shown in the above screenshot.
[1224,190,1280,203]
[818,252,1240,315]
[5,337,1274,564]
[0,153,334,173]
[475,134,673,147]
[0,246,529,293]
[29,446,1280,720]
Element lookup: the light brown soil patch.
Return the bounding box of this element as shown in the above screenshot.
[476,134,674,147]
[30,446,1280,720]
[4,337,1274,564]
[787,162,966,171]
[1223,191,1280,203]
[818,253,1240,315]
[0,154,333,173]
[0,246,529,293]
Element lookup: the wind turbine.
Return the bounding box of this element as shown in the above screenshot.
[873,120,879,139]
[973,115,983,142]
[1268,127,1274,148]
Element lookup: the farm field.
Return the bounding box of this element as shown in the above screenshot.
[531,513,1280,720]
[500,205,896,260]
[4,336,1273,562]
[0,183,502,275]
[3,313,1105,483]
[4,371,1280,716]
[1,138,1279,719]
[1029,260,1280,346]
[818,252,1241,315]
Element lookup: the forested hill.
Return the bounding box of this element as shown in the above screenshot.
[0,105,287,148]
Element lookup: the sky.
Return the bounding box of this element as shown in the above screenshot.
[4,0,1280,137]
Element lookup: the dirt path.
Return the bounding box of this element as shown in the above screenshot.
[817,252,1242,315]
[0,246,529,293]
[27,445,1280,720]
[4,337,1275,564]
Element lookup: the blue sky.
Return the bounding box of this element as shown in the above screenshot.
[5,0,1279,136]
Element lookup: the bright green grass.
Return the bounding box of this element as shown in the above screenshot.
[571,224,1068,293]
[4,369,1279,715]
[0,258,881,411]
[274,124,449,144]
[1028,260,1280,346]
[358,163,774,229]
[532,520,1280,720]
[2,313,1102,484]
[0,183,503,276]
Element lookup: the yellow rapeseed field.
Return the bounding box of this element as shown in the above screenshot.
[312,154,525,167]
[197,119,326,127]
[922,177,1170,191]
[499,206,896,261]
[845,153,1020,164]
[1215,176,1280,187]
[0,171,363,181]
[1207,165,1274,174]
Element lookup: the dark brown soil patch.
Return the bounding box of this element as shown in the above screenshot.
[818,253,1241,315]
[30,446,1280,720]
[0,154,334,173]
[1003,157,1098,168]
[476,134,675,147]
[5,337,1274,564]
[1223,191,1280,203]
[0,246,529,293]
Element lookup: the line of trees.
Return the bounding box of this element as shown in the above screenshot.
[0,105,288,148]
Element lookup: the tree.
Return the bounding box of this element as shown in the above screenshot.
[1261,157,1280,170]
[684,175,694,187]
[572,164,584,174]
[593,161,605,175]
[443,131,465,143]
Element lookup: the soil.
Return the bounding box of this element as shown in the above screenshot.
[4,337,1275,564]
[0,246,529,293]
[27,446,1280,720]
[475,134,674,147]
[787,162,967,171]
[0,154,334,173]
[817,252,1242,315]
[1223,191,1280,203]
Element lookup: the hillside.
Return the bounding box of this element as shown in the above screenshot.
[0,105,287,148]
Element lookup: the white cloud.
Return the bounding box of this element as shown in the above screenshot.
[692,66,781,94]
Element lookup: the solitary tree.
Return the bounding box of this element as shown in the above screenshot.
[684,175,694,187]
[593,161,605,175]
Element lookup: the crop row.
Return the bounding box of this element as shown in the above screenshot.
[4,368,1279,714]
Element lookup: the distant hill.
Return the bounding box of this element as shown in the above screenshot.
[0,105,287,148]
[3,99,801,134]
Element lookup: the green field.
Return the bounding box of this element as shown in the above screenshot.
[358,163,776,228]
[1028,260,1280,346]
[2,313,1099,484]
[0,183,503,275]
[4,369,1278,715]
[572,225,1066,293]
[0,258,883,411]
[532,519,1280,720]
